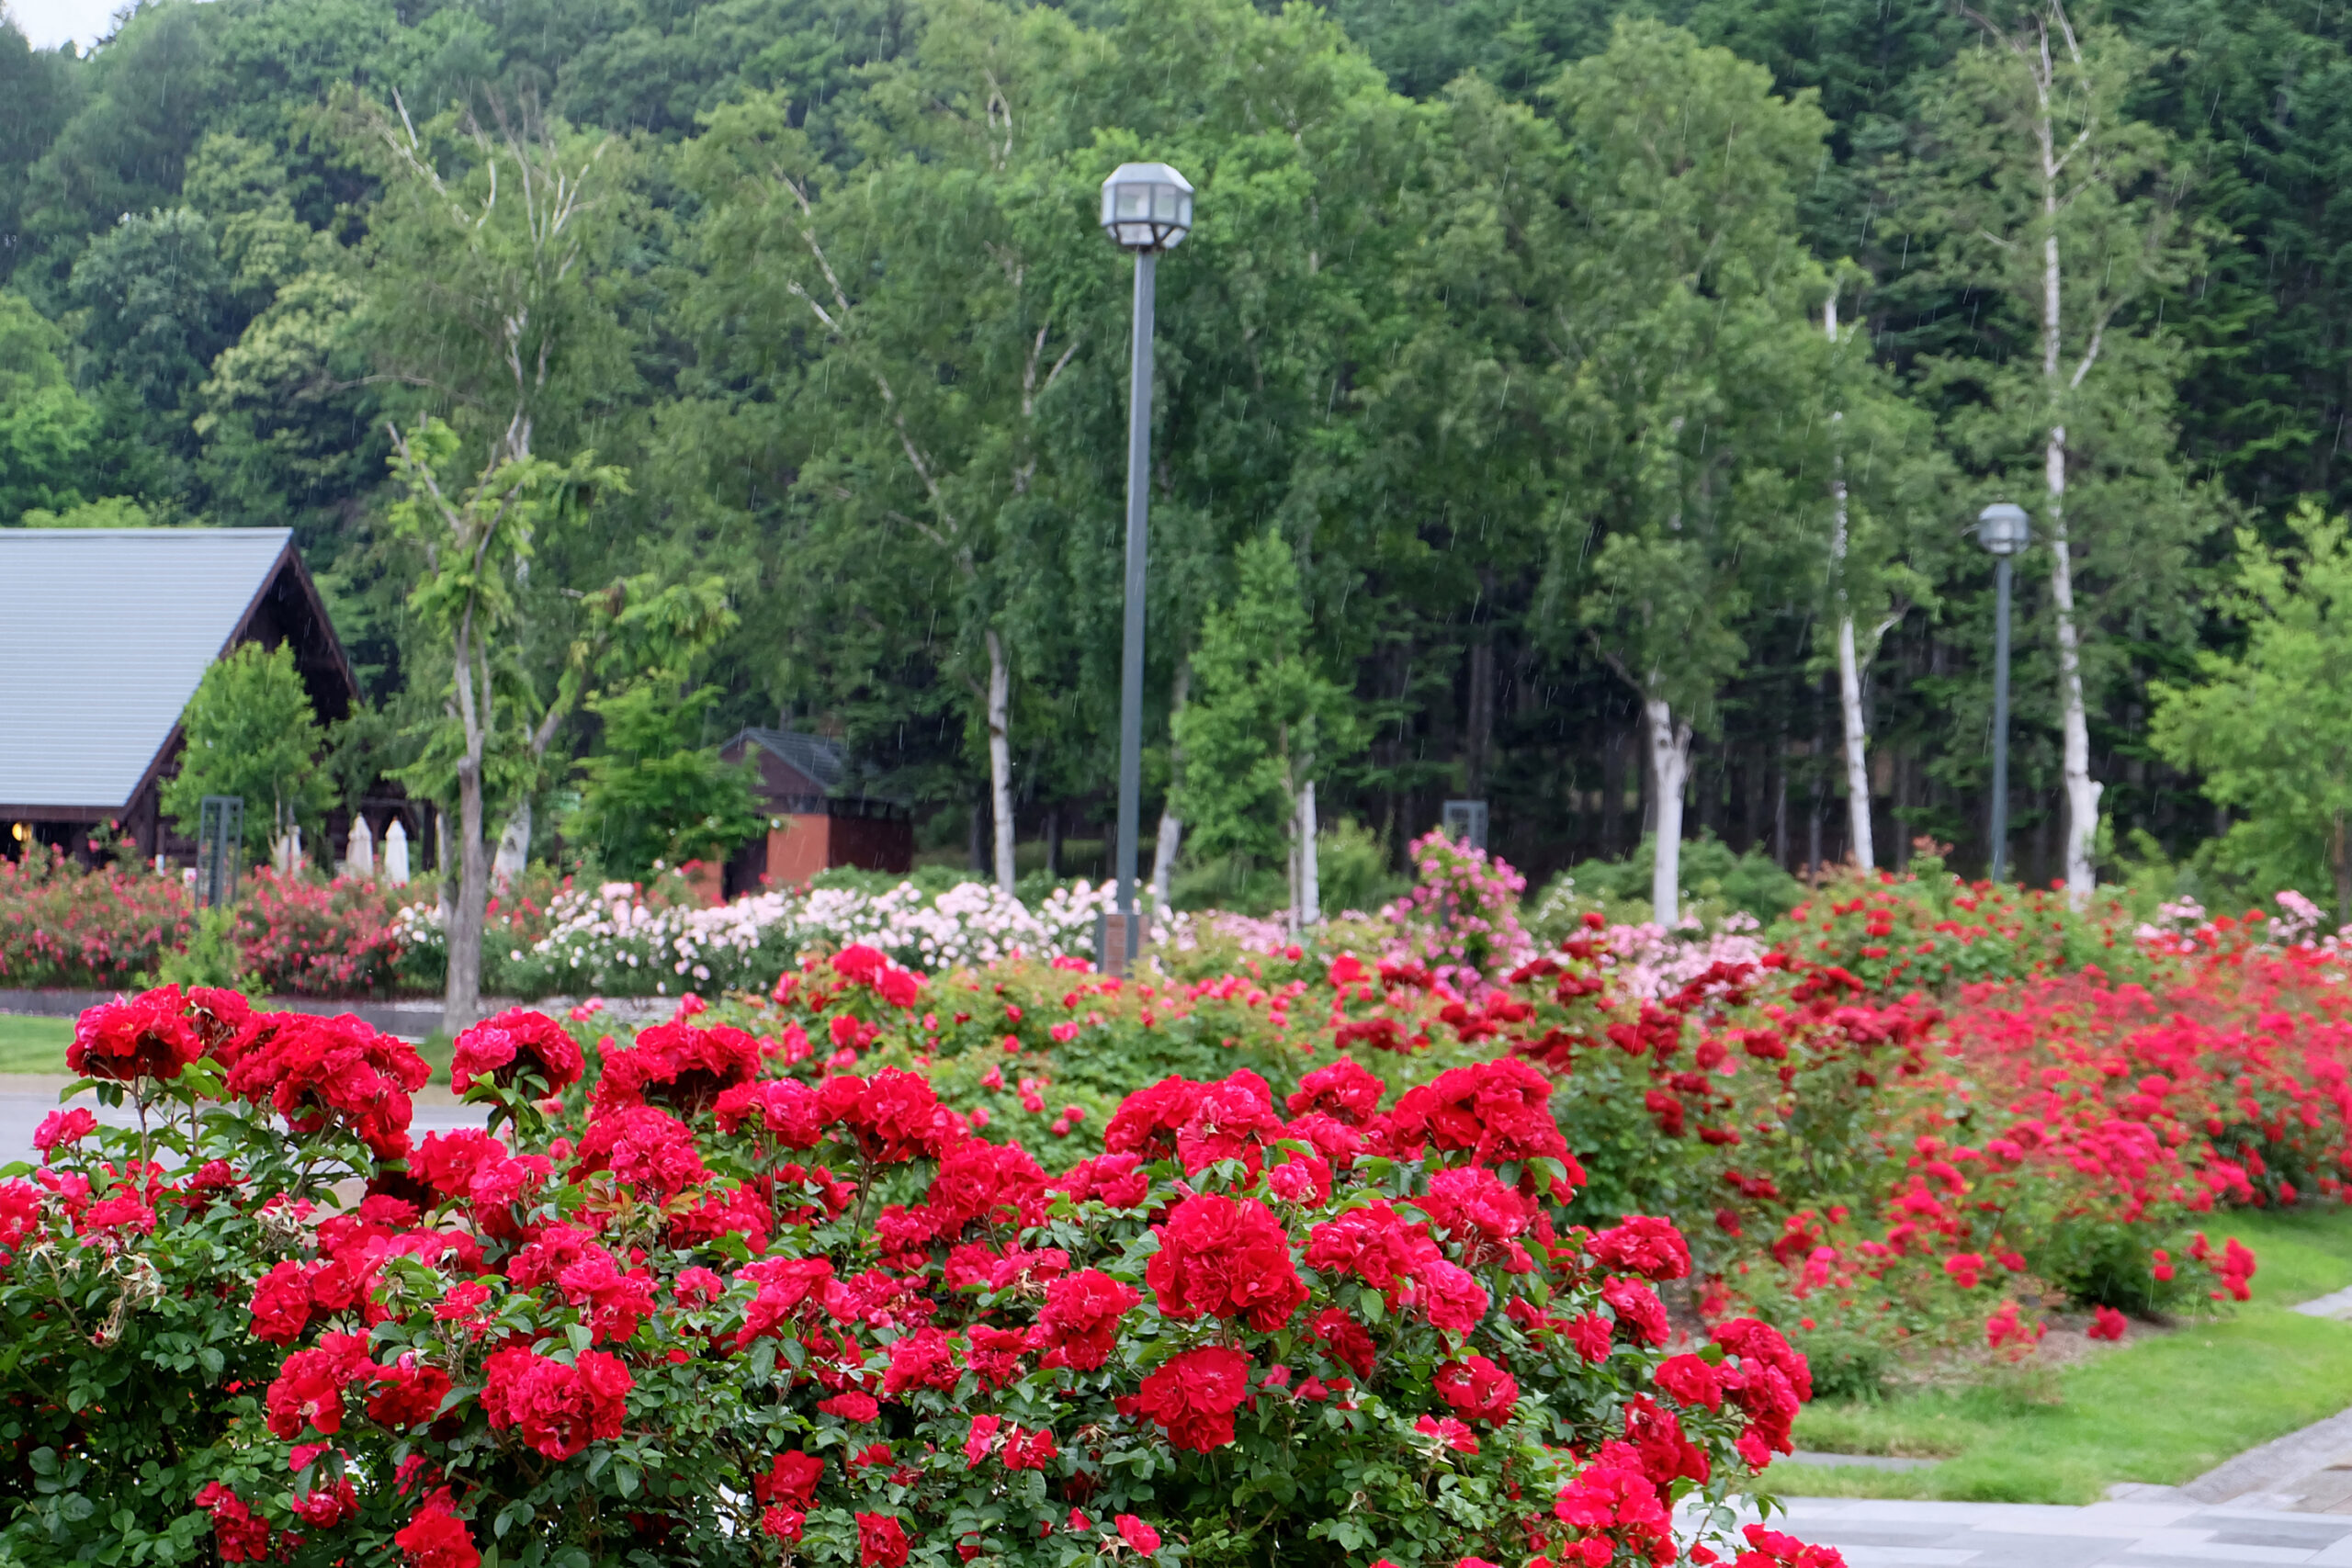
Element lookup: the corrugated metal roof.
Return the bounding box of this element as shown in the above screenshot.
[731,727,848,793]
[0,528,294,810]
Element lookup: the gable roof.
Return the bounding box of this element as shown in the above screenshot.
[0,527,353,812]
[728,727,848,795]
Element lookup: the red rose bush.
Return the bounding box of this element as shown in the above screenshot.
[0,980,1834,1568]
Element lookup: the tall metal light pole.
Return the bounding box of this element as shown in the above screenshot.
[1975,502,2031,882]
[1097,162,1193,975]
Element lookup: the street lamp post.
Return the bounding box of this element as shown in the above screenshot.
[1975,502,2032,882]
[1097,162,1193,976]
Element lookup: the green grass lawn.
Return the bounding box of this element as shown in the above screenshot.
[0,1015,72,1074]
[0,1014,453,1080]
[1778,1205,2352,1503]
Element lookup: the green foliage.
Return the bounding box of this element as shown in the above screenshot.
[144,904,262,995]
[159,641,332,856]
[0,290,94,519]
[2152,502,2352,924]
[567,683,766,877]
[0,0,2344,919]
[1173,533,1358,868]
[1316,817,1406,916]
[1533,836,1807,934]
[19,496,153,528]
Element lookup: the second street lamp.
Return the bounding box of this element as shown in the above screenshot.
[1097,162,1193,975]
[1975,501,2031,883]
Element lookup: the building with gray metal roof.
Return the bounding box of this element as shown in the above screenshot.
[0,527,360,861]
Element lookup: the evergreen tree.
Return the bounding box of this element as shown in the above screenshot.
[1173,532,1358,931]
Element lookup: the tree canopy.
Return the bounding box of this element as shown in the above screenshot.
[0,0,2337,914]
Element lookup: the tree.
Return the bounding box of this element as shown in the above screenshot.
[387,415,625,1030]
[568,685,767,879]
[2152,502,2352,924]
[680,6,1106,895]
[361,90,636,1026]
[160,641,331,862]
[0,290,95,520]
[1173,533,1357,933]
[1904,0,2211,897]
[1540,22,1843,921]
[567,570,768,880]
[67,207,232,485]
[1820,283,1950,871]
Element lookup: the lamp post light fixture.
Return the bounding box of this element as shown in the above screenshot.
[1975,502,2032,883]
[1095,162,1193,976]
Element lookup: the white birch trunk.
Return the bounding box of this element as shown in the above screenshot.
[2047,423,2100,899]
[1826,296,1874,871]
[1152,812,1182,908]
[2038,70,2100,903]
[1296,782,1319,931]
[1836,618,1872,871]
[984,626,1016,894]
[1643,694,1693,927]
[1150,660,1190,908]
[492,797,531,890]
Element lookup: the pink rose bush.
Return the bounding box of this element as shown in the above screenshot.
[0,974,1837,1568]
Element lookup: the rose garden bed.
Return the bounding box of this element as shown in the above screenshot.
[0,838,2346,1563]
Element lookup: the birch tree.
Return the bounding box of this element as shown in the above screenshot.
[359,93,635,1027]
[682,6,1109,894]
[1914,0,2207,897]
[387,418,624,1029]
[1537,22,1842,922]
[1821,284,1947,872]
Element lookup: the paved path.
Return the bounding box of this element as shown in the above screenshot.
[1745,1496,2352,1567]
[0,1075,488,1169]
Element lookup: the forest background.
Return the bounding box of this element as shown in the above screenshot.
[4,0,2348,934]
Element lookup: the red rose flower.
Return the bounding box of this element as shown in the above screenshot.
[480,1348,633,1460]
[193,1483,272,1562]
[571,1105,708,1199]
[368,1359,455,1428]
[1057,1152,1149,1209]
[393,1493,481,1568]
[1383,1059,1573,1170]
[1588,1214,1693,1282]
[264,1332,372,1439]
[1653,1352,1724,1411]
[1310,1306,1377,1380]
[31,1108,96,1156]
[882,1325,961,1395]
[70,987,202,1081]
[1285,1058,1386,1126]
[1103,1077,1207,1162]
[594,1021,762,1114]
[1035,1269,1142,1371]
[1145,1193,1306,1331]
[248,1259,314,1346]
[1433,1354,1519,1424]
[1306,1201,1435,1302]
[757,1450,824,1506]
[1134,1345,1254,1451]
[857,1512,911,1568]
[842,1069,966,1164]
[450,1008,584,1096]
[1174,1073,1288,1174]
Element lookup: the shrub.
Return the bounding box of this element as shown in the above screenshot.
[234,870,411,996]
[1382,834,1532,996]
[0,980,1838,1568]
[0,845,192,988]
